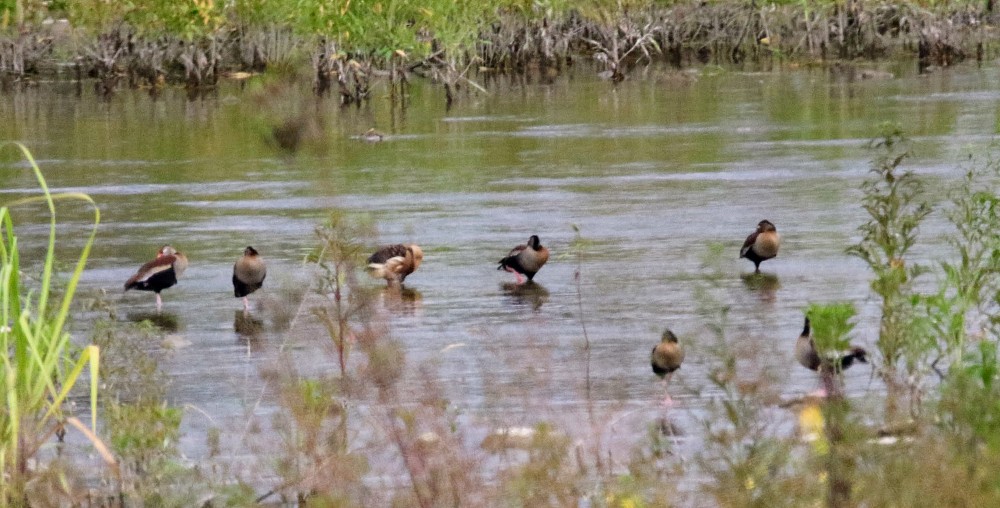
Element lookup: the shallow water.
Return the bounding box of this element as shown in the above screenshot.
[2,61,999,494]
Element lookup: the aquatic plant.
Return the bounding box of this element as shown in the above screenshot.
[307,210,376,377]
[0,143,102,501]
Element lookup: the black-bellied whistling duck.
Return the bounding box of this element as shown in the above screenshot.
[366,244,423,286]
[233,246,266,312]
[795,317,868,396]
[124,245,188,311]
[740,219,781,273]
[497,235,549,284]
[651,329,685,406]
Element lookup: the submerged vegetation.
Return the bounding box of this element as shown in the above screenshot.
[0,0,995,102]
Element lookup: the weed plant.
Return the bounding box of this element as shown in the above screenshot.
[846,124,932,418]
[0,143,101,503]
[307,210,377,378]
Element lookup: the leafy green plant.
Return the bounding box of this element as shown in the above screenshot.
[846,123,931,416]
[924,160,1000,369]
[0,142,101,501]
[805,302,857,364]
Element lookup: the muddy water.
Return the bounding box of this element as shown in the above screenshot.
[1,62,998,490]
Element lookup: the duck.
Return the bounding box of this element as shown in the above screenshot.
[363,128,384,143]
[497,235,549,284]
[795,317,868,396]
[740,219,780,273]
[651,329,685,406]
[366,244,423,286]
[233,246,266,312]
[124,245,188,311]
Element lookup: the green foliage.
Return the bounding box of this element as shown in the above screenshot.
[269,370,368,503]
[848,123,931,282]
[107,400,182,468]
[66,0,226,37]
[0,143,101,501]
[846,123,931,413]
[940,341,1000,450]
[501,423,579,505]
[920,160,1000,368]
[90,319,166,402]
[806,302,857,356]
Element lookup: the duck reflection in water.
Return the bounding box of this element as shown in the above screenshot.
[234,310,265,352]
[740,272,780,302]
[500,281,550,310]
[657,416,684,439]
[126,311,181,332]
[380,286,423,315]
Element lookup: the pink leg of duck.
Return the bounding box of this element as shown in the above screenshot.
[504,266,525,284]
[661,374,676,407]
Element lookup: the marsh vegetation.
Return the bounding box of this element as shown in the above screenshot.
[0,0,996,103]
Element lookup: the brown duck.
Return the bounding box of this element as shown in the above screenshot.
[740,219,780,273]
[498,235,549,284]
[233,246,266,312]
[124,245,188,311]
[367,244,423,286]
[651,329,685,406]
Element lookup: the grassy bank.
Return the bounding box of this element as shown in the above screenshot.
[0,0,995,102]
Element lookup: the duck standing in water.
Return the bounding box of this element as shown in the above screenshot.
[740,219,781,273]
[367,244,423,286]
[124,245,188,311]
[651,329,685,406]
[498,235,549,284]
[795,317,868,397]
[233,246,267,312]
[362,128,384,143]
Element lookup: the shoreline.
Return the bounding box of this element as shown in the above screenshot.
[0,1,995,101]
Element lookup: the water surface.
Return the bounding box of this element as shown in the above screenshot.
[2,62,998,494]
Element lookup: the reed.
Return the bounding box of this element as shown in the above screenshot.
[0,142,102,501]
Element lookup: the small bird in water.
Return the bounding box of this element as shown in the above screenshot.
[233,246,266,312]
[497,235,549,284]
[651,329,685,406]
[366,244,423,286]
[124,245,188,311]
[795,317,868,397]
[740,219,781,273]
[362,128,384,143]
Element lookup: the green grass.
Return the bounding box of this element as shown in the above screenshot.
[0,142,102,500]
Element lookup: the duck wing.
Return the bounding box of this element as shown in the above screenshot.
[368,244,408,264]
[739,231,759,258]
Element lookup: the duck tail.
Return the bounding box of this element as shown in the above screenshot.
[839,346,868,371]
